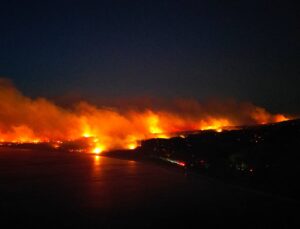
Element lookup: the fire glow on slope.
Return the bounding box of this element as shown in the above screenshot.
[0,78,290,152]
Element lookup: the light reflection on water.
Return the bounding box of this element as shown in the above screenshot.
[94,155,101,167]
[92,156,137,176]
[92,155,102,177]
[86,155,140,208]
[126,160,138,178]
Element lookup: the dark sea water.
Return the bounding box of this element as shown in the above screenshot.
[0,147,298,228]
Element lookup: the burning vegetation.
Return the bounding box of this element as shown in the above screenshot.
[0,78,290,153]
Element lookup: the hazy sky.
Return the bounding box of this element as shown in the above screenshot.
[0,0,299,113]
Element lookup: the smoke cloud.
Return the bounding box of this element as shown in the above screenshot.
[0,78,290,150]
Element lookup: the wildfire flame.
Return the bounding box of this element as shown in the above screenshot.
[0,78,291,152]
[92,144,105,154]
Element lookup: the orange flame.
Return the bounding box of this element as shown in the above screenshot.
[0,78,291,151]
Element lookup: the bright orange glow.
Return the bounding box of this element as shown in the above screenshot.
[92,155,102,175]
[274,114,289,123]
[251,107,290,125]
[92,148,102,154]
[127,143,137,150]
[94,155,100,163]
[93,138,99,143]
[0,78,292,151]
[199,118,230,132]
[148,114,163,134]
[83,133,91,138]
[92,144,105,154]
[155,134,170,139]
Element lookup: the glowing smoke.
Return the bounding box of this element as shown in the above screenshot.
[0,78,290,151]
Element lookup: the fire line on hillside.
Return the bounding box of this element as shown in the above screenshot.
[0,78,290,153]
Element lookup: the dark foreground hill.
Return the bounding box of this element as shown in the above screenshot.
[109,119,300,200]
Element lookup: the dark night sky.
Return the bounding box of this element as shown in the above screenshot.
[0,0,299,113]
